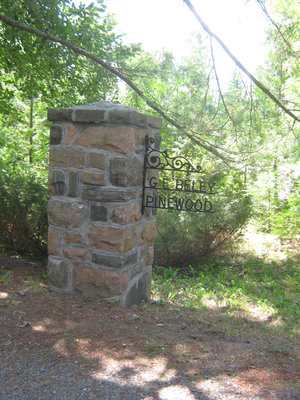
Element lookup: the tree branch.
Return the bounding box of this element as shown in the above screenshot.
[256,0,299,60]
[0,12,236,163]
[183,0,299,123]
[209,38,236,130]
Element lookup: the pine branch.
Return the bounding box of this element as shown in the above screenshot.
[256,0,299,60]
[183,0,299,123]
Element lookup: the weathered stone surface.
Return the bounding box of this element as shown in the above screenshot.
[108,109,131,124]
[48,259,69,289]
[48,198,87,229]
[121,270,152,306]
[73,265,128,298]
[88,152,105,169]
[81,186,137,202]
[48,103,162,129]
[146,246,154,265]
[63,247,88,261]
[74,126,134,153]
[109,156,143,187]
[148,116,162,129]
[135,130,153,146]
[111,202,141,225]
[68,171,78,197]
[50,125,63,145]
[48,169,65,196]
[82,171,105,186]
[72,108,106,123]
[91,250,137,269]
[130,111,148,127]
[49,147,85,169]
[65,124,79,145]
[128,264,143,280]
[139,219,157,245]
[90,205,108,222]
[62,231,83,244]
[88,226,136,253]
[48,108,72,121]
[155,134,162,149]
[48,228,60,255]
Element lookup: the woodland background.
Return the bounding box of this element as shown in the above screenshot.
[0,0,299,264]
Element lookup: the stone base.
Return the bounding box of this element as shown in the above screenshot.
[120,268,152,306]
[48,257,152,306]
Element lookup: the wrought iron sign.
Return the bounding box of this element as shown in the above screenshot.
[142,136,216,214]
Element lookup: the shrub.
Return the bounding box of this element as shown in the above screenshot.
[154,195,252,268]
[0,170,48,255]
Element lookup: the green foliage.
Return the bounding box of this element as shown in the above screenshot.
[0,269,11,283]
[154,163,252,267]
[152,253,300,337]
[250,159,300,238]
[0,0,298,260]
[154,191,252,268]
[0,169,48,255]
[271,193,300,237]
[0,0,139,106]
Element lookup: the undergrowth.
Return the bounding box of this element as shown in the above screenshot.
[152,253,300,338]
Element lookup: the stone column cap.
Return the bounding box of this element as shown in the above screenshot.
[48,101,162,129]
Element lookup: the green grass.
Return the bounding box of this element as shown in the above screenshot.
[152,254,300,338]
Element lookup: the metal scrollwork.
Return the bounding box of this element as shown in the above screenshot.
[142,135,215,214]
[145,136,201,173]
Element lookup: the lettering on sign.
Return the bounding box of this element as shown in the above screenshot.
[142,136,217,213]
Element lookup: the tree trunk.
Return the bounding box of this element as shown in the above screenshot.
[29,96,34,164]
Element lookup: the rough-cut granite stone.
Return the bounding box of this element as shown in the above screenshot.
[47,101,161,306]
[139,219,157,245]
[48,228,60,255]
[48,259,69,290]
[74,126,134,154]
[49,147,85,169]
[111,202,141,225]
[88,152,105,170]
[48,169,65,196]
[109,156,143,187]
[63,247,89,261]
[91,250,138,269]
[48,198,87,229]
[82,171,105,186]
[73,265,128,298]
[62,231,84,244]
[88,226,136,253]
[50,125,63,145]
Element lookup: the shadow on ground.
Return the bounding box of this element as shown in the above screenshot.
[0,258,299,400]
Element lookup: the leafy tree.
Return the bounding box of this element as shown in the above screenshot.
[247,0,300,236]
[0,0,139,255]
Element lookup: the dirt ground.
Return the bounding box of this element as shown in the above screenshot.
[0,258,299,400]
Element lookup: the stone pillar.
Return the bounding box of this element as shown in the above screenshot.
[47,102,161,306]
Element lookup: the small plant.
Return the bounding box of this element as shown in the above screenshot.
[141,340,169,355]
[0,270,11,283]
[140,303,151,312]
[25,271,47,291]
[0,299,12,307]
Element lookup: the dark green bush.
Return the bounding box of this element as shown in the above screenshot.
[154,195,252,268]
[0,171,48,255]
